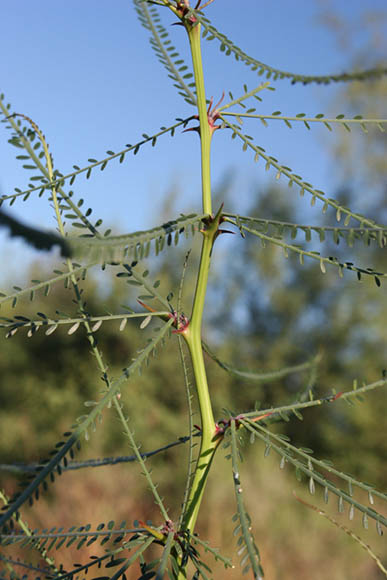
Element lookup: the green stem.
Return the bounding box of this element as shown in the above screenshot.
[188,23,212,215]
[156,12,218,578]
[181,225,220,533]
[178,18,219,540]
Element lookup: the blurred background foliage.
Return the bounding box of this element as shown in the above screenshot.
[0,4,386,579]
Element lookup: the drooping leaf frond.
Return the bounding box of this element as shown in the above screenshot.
[225,213,387,249]
[134,0,197,106]
[221,117,385,229]
[69,212,207,263]
[234,218,386,285]
[203,341,318,382]
[188,9,387,85]
[242,419,387,533]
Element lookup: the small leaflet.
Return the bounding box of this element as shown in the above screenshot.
[27,326,39,338]
[140,315,152,330]
[68,322,80,335]
[91,320,103,332]
[46,324,58,336]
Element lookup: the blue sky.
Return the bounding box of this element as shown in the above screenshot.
[0,0,385,283]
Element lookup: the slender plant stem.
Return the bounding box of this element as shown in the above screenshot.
[176,18,219,560]
[188,22,212,215]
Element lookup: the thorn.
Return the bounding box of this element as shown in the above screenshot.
[182,125,200,135]
[138,521,164,541]
[330,391,343,402]
[137,300,157,313]
[250,412,273,423]
[212,90,225,111]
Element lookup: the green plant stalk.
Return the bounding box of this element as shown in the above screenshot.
[188,21,212,215]
[181,232,218,533]
[178,19,218,544]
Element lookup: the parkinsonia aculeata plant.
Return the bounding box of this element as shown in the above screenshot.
[0,1,387,578]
